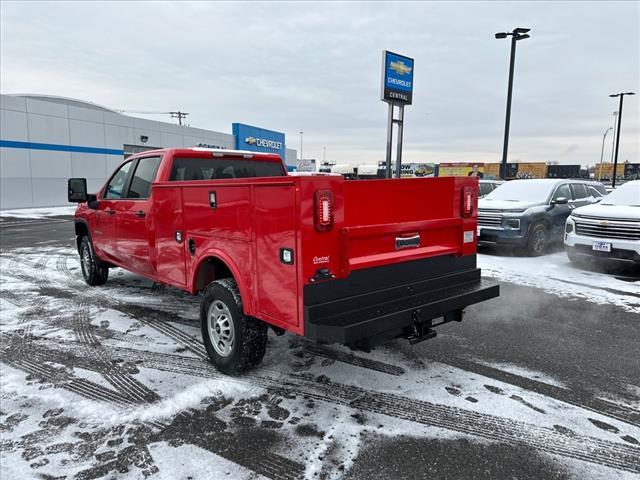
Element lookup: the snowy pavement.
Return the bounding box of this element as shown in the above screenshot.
[478,249,640,314]
[0,220,639,479]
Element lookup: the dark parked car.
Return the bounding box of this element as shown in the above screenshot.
[477,179,607,256]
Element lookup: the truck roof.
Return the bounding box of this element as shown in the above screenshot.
[129,147,284,163]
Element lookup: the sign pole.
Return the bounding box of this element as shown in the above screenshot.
[395,105,404,178]
[381,50,414,179]
[385,103,394,178]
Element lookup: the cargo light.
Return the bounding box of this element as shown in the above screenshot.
[314,190,334,232]
[462,187,474,218]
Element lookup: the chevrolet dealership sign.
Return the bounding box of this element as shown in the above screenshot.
[244,136,283,150]
[232,123,285,159]
[381,50,414,105]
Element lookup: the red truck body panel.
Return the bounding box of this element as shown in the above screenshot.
[74,148,497,345]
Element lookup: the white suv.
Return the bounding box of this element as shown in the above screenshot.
[565,180,640,268]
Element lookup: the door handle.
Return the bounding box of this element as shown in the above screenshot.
[135,211,146,218]
[106,208,115,215]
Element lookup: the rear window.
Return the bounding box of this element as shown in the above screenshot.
[170,157,285,181]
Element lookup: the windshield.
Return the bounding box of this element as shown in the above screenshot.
[600,182,640,206]
[483,180,554,202]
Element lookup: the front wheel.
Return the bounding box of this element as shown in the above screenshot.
[200,279,268,375]
[79,236,109,286]
[526,223,549,257]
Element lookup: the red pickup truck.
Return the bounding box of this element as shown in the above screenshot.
[68,148,499,374]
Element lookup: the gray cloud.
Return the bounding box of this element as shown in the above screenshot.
[1,1,638,166]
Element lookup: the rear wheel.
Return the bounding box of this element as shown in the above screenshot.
[526,223,549,257]
[200,278,268,375]
[79,236,109,286]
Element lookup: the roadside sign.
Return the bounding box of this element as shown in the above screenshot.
[381,51,414,105]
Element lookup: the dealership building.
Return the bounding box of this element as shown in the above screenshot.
[0,94,297,209]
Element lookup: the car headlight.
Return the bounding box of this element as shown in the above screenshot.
[502,218,521,229]
[565,221,574,233]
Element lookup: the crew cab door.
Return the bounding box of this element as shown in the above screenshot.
[549,183,573,235]
[115,156,162,276]
[96,159,135,261]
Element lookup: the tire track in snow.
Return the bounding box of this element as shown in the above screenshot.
[5,252,640,474]
[72,300,161,404]
[80,339,640,475]
[424,353,640,428]
[302,341,406,376]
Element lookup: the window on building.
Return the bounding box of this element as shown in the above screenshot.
[127,157,162,199]
[123,144,160,159]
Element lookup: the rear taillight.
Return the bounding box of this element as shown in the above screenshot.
[462,187,474,218]
[314,190,334,231]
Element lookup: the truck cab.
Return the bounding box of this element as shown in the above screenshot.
[68,148,499,374]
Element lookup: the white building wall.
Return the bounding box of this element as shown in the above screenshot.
[0,94,239,209]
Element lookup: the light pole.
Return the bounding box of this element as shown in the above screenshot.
[598,127,612,181]
[609,92,635,188]
[299,131,304,162]
[495,27,531,179]
[610,111,618,164]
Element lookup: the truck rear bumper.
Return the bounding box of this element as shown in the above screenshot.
[303,255,499,346]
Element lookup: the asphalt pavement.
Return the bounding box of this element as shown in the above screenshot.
[1,216,638,479]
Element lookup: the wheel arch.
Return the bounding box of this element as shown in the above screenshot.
[191,251,253,316]
[74,219,90,252]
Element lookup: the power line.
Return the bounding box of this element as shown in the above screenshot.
[117,110,189,126]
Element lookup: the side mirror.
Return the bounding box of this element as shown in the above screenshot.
[68,178,88,203]
[551,196,569,205]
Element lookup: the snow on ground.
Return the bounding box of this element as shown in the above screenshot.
[1,247,639,479]
[478,250,640,314]
[0,205,76,218]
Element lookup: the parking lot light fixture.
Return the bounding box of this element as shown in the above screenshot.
[495,27,531,179]
[609,92,635,188]
[598,127,613,181]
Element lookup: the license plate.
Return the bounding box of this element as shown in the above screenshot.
[592,241,611,252]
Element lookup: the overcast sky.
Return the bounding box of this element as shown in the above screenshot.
[1,1,638,166]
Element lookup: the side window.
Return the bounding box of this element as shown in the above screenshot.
[594,184,607,196]
[104,161,134,199]
[588,185,603,197]
[127,156,161,199]
[570,183,588,199]
[552,184,571,201]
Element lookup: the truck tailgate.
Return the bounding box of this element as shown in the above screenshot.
[340,176,476,274]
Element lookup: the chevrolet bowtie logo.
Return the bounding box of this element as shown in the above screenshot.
[599,220,609,227]
[390,60,412,76]
[245,137,256,145]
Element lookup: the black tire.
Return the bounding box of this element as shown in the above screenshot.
[200,278,268,375]
[79,236,109,286]
[526,223,549,257]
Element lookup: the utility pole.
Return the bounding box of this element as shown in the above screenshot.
[299,132,304,161]
[323,146,326,163]
[170,111,188,126]
[609,92,635,188]
[598,127,612,182]
[495,28,531,179]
